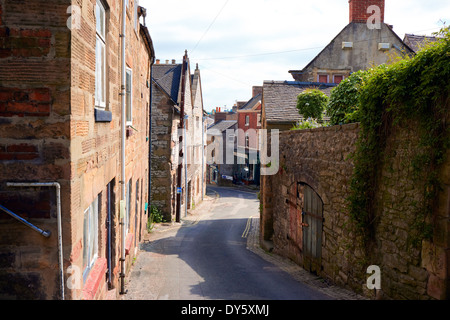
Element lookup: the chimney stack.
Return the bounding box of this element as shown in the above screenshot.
[156,59,160,64]
[349,0,385,24]
[172,59,176,64]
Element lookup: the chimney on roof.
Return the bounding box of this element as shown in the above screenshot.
[349,0,385,24]
[172,59,176,64]
[156,59,160,64]
[252,86,263,97]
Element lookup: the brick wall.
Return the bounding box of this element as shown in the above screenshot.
[0,0,71,300]
[261,122,450,300]
[0,0,152,300]
[349,0,385,23]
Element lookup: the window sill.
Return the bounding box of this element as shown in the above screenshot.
[95,108,112,122]
[82,257,107,300]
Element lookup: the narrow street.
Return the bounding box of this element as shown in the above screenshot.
[122,186,332,300]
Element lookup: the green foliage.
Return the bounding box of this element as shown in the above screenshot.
[327,70,371,125]
[290,119,325,130]
[296,89,329,120]
[147,204,165,232]
[346,27,450,246]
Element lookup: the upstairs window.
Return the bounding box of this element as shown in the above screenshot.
[333,75,344,84]
[95,0,106,109]
[245,115,250,126]
[126,68,132,125]
[318,74,328,83]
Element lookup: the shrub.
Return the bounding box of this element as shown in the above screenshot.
[296,89,329,120]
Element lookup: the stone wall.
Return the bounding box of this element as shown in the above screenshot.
[261,122,450,300]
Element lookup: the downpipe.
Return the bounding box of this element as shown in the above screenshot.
[7,182,64,300]
[119,0,127,295]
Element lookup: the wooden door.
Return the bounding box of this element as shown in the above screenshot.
[299,183,323,274]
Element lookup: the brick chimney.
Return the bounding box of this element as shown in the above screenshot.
[349,0,385,23]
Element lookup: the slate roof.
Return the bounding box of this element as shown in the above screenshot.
[239,94,262,111]
[263,81,336,123]
[403,34,438,53]
[207,120,237,135]
[152,64,182,104]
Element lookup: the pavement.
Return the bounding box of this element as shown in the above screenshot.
[139,185,366,300]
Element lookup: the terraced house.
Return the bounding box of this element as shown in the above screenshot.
[150,53,207,223]
[0,0,155,300]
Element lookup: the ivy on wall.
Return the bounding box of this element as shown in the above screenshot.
[329,27,450,246]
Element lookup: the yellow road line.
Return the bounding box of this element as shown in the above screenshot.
[242,216,253,238]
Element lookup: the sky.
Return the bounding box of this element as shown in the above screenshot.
[140,0,450,112]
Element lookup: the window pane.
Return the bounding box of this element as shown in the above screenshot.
[83,209,89,271]
[92,197,99,260]
[96,1,105,39]
[334,75,343,84]
[95,38,106,108]
[318,75,328,83]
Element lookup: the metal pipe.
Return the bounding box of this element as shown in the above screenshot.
[202,115,205,201]
[184,115,188,218]
[120,0,127,295]
[7,182,64,300]
[0,204,51,237]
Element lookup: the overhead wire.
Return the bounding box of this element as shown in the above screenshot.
[191,0,230,55]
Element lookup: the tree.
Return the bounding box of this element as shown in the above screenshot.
[296,89,329,120]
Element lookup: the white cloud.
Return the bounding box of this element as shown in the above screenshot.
[141,0,450,111]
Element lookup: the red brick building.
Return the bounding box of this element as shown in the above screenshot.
[0,0,155,300]
[235,86,262,185]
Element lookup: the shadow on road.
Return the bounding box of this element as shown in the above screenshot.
[133,214,331,300]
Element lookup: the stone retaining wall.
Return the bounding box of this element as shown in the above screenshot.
[261,122,450,300]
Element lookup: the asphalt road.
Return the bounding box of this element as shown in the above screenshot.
[123,186,331,300]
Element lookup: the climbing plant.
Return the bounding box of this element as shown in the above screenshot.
[327,69,371,125]
[345,27,450,246]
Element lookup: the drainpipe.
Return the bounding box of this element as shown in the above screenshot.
[184,114,188,218]
[7,182,64,300]
[148,55,154,225]
[202,115,205,201]
[119,0,127,295]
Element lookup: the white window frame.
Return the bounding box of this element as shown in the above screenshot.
[126,68,133,126]
[83,196,99,282]
[245,115,250,126]
[95,0,106,109]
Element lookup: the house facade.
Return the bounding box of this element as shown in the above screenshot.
[289,0,414,83]
[235,86,263,185]
[206,120,238,186]
[150,53,206,223]
[0,0,154,300]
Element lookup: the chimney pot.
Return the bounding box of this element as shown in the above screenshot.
[165,60,169,64]
[156,59,160,64]
[172,59,176,64]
